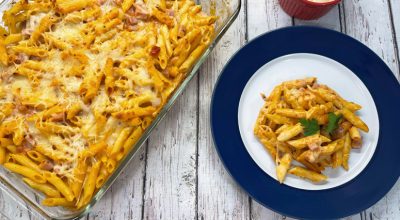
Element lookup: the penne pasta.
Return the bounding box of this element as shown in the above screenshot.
[277,123,303,142]
[254,78,368,185]
[42,198,75,207]
[289,166,327,182]
[26,150,47,164]
[77,161,101,207]
[70,159,87,199]
[342,132,351,170]
[10,154,42,173]
[44,171,75,202]
[349,126,362,148]
[276,153,292,183]
[0,148,5,164]
[0,0,216,209]
[4,163,46,183]
[341,108,369,132]
[23,178,61,198]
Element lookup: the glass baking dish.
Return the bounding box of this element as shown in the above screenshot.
[0,0,241,219]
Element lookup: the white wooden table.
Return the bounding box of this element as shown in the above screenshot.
[1,0,399,219]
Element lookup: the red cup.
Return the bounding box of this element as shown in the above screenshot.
[279,0,341,20]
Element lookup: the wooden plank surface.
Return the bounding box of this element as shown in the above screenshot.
[87,145,146,220]
[0,191,35,220]
[388,6,400,218]
[197,0,250,219]
[389,0,400,72]
[143,76,198,220]
[343,0,399,78]
[246,0,292,39]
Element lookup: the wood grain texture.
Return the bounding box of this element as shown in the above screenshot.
[343,0,399,79]
[389,0,400,73]
[143,76,198,220]
[246,0,292,39]
[0,173,44,220]
[197,1,249,220]
[87,145,146,220]
[364,181,400,220]
[0,191,36,220]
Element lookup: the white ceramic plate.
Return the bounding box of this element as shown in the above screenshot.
[238,53,379,190]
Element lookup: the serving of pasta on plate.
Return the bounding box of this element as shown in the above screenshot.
[0,0,215,208]
[254,77,369,184]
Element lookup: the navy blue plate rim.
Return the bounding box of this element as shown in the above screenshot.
[210,26,400,220]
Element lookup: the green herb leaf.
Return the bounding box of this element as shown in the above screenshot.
[325,112,342,134]
[299,118,320,136]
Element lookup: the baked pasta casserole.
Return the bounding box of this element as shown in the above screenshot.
[0,0,215,208]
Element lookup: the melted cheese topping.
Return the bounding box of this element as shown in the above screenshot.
[0,0,215,206]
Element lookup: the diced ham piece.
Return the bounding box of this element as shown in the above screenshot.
[134,2,150,20]
[39,160,54,171]
[150,46,160,56]
[352,139,362,149]
[25,134,36,147]
[127,7,135,16]
[21,28,32,36]
[16,146,25,153]
[50,112,65,122]
[178,25,186,37]
[15,54,28,64]
[17,136,35,153]
[16,101,28,113]
[308,142,320,151]
[332,121,352,140]
[0,69,13,82]
[167,9,174,16]
[113,0,123,5]
[126,15,139,25]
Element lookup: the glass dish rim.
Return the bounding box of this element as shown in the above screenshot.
[0,0,242,219]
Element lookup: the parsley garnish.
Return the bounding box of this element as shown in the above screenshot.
[299,118,319,136]
[325,112,342,134]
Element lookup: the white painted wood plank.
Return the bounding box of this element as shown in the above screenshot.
[251,201,296,220]
[0,190,38,220]
[0,172,44,220]
[363,179,400,220]
[88,145,146,220]
[294,5,341,31]
[343,0,399,79]
[344,214,362,220]
[197,0,250,219]
[343,1,400,219]
[246,0,292,40]
[143,76,198,220]
[389,0,400,71]
[250,211,362,220]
